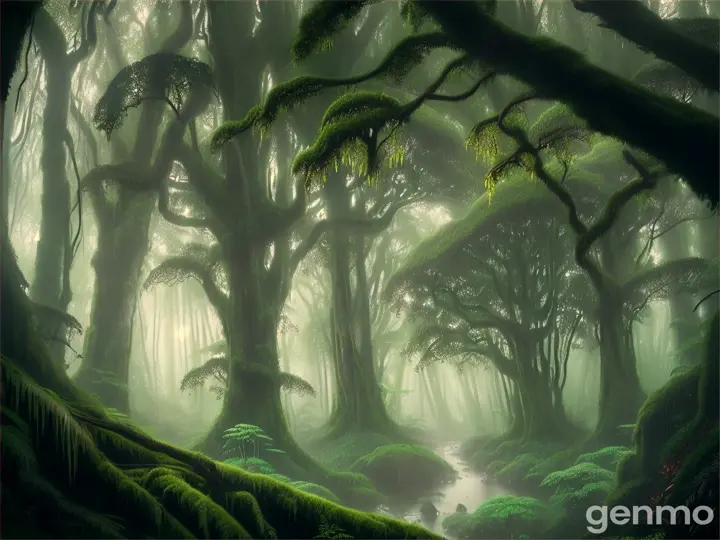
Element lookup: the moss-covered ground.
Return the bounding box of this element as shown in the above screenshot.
[447,314,718,540]
[1,360,441,539]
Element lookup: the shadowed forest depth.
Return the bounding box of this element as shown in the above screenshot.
[1,1,719,539]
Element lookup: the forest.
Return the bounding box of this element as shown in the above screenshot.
[1,0,718,539]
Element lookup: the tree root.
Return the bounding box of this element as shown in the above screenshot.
[1,358,439,539]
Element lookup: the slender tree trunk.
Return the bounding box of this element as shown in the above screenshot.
[30,9,77,367]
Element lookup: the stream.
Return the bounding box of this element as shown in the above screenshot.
[376,442,510,537]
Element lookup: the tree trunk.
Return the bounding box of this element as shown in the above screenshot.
[74,198,154,412]
[590,295,646,445]
[29,9,76,366]
[323,177,397,438]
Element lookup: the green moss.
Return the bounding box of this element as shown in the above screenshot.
[441,495,556,539]
[386,163,606,290]
[615,452,640,485]
[224,491,277,538]
[2,354,440,539]
[633,366,700,472]
[666,429,719,505]
[351,444,456,497]
[310,432,395,469]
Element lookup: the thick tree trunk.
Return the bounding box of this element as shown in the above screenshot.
[74,198,154,412]
[590,297,646,445]
[199,246,325,480]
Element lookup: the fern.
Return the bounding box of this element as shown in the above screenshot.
[314,521,354,539]
[540,463,616,490]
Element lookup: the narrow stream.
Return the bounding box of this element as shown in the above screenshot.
[376,442,510,537]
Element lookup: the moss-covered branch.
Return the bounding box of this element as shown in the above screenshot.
[571,0,719,92]
[210,32,461,151]
[418,0,719,206]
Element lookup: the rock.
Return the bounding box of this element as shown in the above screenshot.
[419,500,439,521]
[456,503,467,514]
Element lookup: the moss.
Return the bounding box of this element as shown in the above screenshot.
[441,495,556,539]
[350,444,456,498]
[2,356,440,539]
[665,429,719,505]
[309,432,395,469]
[224,491,277,538]
[386,162,606,290]
[633,366,700,472]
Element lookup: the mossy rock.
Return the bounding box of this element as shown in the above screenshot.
[350,445,456,498]
[310,432,396,469]
[441,495,556,539]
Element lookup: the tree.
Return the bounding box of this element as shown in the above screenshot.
[389,168,587,443]
[0,3,436,537]
[30,2,101,365]
[74,0,200,414]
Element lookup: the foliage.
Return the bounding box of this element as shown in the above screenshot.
[309,432,395,469]
[221,425,342,504]
[575,446,633,471]
[549,480,614,509]
[94,53,215,138]
[314,520,355,539]
[441,495,555,539]
[540,462,616,490]
[495,454,541,486]
[180,356,316,400]
[222,423,286,460]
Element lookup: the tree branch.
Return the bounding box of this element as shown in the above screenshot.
[419,0,719,204]
[571,0,719,92]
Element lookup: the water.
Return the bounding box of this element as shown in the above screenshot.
[376,442,510,537]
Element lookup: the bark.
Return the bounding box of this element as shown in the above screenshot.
[323,177,398,437]
[29,9,80,366]
[75,202,154,412]
[591,293,646,445]
[75,4,192,413]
